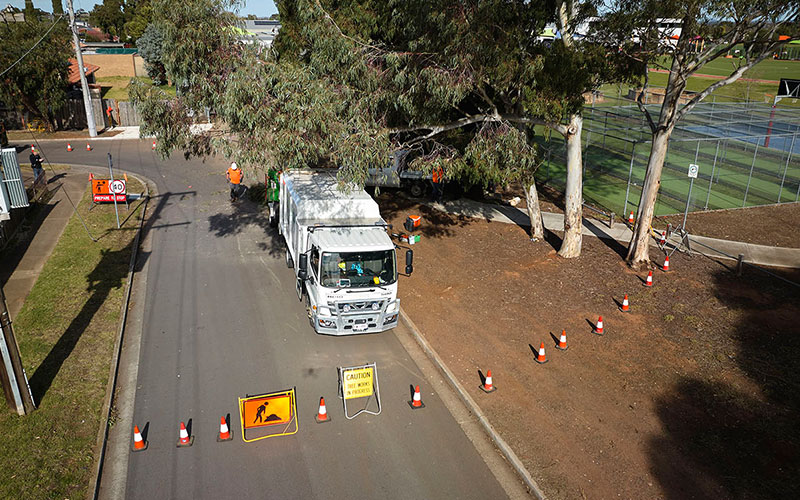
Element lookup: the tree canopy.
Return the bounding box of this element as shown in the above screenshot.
[0,15,71,130]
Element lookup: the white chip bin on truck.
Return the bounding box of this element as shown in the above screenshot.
[278,169,413,335]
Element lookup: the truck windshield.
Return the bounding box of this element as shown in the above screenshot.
[320,250,397,288]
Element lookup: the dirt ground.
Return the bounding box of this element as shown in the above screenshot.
[379,193,800,500]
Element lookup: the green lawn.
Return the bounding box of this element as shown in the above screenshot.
[97,76,176,101]
[0,177,145,499]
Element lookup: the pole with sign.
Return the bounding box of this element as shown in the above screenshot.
[682,163,699,231]
[107,154,120,228]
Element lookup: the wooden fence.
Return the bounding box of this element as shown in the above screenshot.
[0,98,142,130]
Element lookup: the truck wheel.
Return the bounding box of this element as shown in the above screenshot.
[286,249,294,269]
[409,181,425,198]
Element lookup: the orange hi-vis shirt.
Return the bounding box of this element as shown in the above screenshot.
[227,167,243,184]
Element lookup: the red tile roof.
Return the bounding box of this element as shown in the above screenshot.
[67,58,100,84]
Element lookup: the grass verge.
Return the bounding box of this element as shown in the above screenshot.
[0,178,145,499]
[97,76,176,101]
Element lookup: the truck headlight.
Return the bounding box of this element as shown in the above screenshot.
[384,314,398,324]
[371,302,380,311]
[318,306,331,316]
[386,300,398,313]
[319,318,336,328]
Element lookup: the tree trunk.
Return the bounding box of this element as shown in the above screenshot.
[625,127,673,268]
[558,113,583,258]
[525,180,545,241]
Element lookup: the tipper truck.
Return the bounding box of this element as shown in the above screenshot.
[278,169,413,335]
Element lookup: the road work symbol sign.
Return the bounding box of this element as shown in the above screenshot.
[338,363,381,419]
[238,388,298,442]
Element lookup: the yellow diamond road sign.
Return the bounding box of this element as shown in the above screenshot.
[342,366,374,400]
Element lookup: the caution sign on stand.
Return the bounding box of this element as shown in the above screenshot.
[338,362,381,419]
[238,388,298,442]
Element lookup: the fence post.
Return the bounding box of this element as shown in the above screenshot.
[704,140,721,210]
[778,132,796,203]
[623,142,636,216]
[602,112,608,150]
[742,142,759,207]
[736,254,744,276]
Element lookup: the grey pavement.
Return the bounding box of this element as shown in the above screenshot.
[10,141,519,500]
[432,198,800,268]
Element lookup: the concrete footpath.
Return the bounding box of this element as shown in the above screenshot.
[432,199,800,269]
[1,166,97,317]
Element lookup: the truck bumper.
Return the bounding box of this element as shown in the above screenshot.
[313,311,399,335]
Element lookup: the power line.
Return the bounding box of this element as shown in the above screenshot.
[0,14,65,78]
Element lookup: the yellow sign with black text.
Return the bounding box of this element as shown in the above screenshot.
[342,366,374,400]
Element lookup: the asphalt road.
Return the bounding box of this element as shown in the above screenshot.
[19,139,510,499]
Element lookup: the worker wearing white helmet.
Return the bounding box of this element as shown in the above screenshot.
[226,162,244,202]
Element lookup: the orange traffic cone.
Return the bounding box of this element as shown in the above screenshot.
[409,385,425,409]
[659,230,667,246]
[67,143,73,152]
[535,342,548,364]
[89,173,94,181]
[480,370,496,393]
[315,397,331,423]
[132,425,147,451]
[593,316,604,335]
[663,255,670,272]
[628,211,634,224]
[620,294,630,312]
[176,421,193,447]
[217,416,232,441]
[86,143,92,151]
[152,140,156,150]
[30,144,35,153]
[556,330,568,351]
[644,270,653,287]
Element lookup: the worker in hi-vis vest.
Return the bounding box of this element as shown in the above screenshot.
[226,162,244,202]
[431,166,444,202]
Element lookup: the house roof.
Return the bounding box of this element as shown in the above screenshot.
[67,59,100,84]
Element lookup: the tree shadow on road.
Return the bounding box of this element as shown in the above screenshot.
[648,265,800,499]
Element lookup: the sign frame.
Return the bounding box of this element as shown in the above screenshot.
[687,163,699,178]
[238,387,298,442]
[338,362,381,420]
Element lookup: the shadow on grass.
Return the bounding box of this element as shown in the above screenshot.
[28,192,168,403]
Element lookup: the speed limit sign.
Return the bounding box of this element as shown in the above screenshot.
[109,179,126,194]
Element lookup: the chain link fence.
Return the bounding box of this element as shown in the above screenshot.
[537,101,800,217]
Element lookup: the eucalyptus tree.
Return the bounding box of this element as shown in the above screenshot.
[600,0,799,269]
[132,0,629,250]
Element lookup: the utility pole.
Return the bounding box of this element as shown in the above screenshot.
[0,285,36,415]
[65,0,97,137]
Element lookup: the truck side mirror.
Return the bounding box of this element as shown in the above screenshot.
[298,253,308,280]
[405,249,413,275]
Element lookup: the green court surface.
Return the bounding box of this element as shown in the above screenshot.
[535,103,800,217]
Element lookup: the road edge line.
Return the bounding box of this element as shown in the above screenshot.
[399,309,546,500]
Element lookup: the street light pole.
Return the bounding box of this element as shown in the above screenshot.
[65,0,97,138]
[0,285,36,415]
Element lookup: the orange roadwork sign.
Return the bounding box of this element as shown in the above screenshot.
[242,393,292,429]
[238,388,298,442]
[92,178,126,202]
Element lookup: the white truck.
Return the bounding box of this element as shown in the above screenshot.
[278,169,413,335]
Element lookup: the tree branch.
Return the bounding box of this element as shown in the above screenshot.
[636,65,657,133]
[674,48,776,124]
